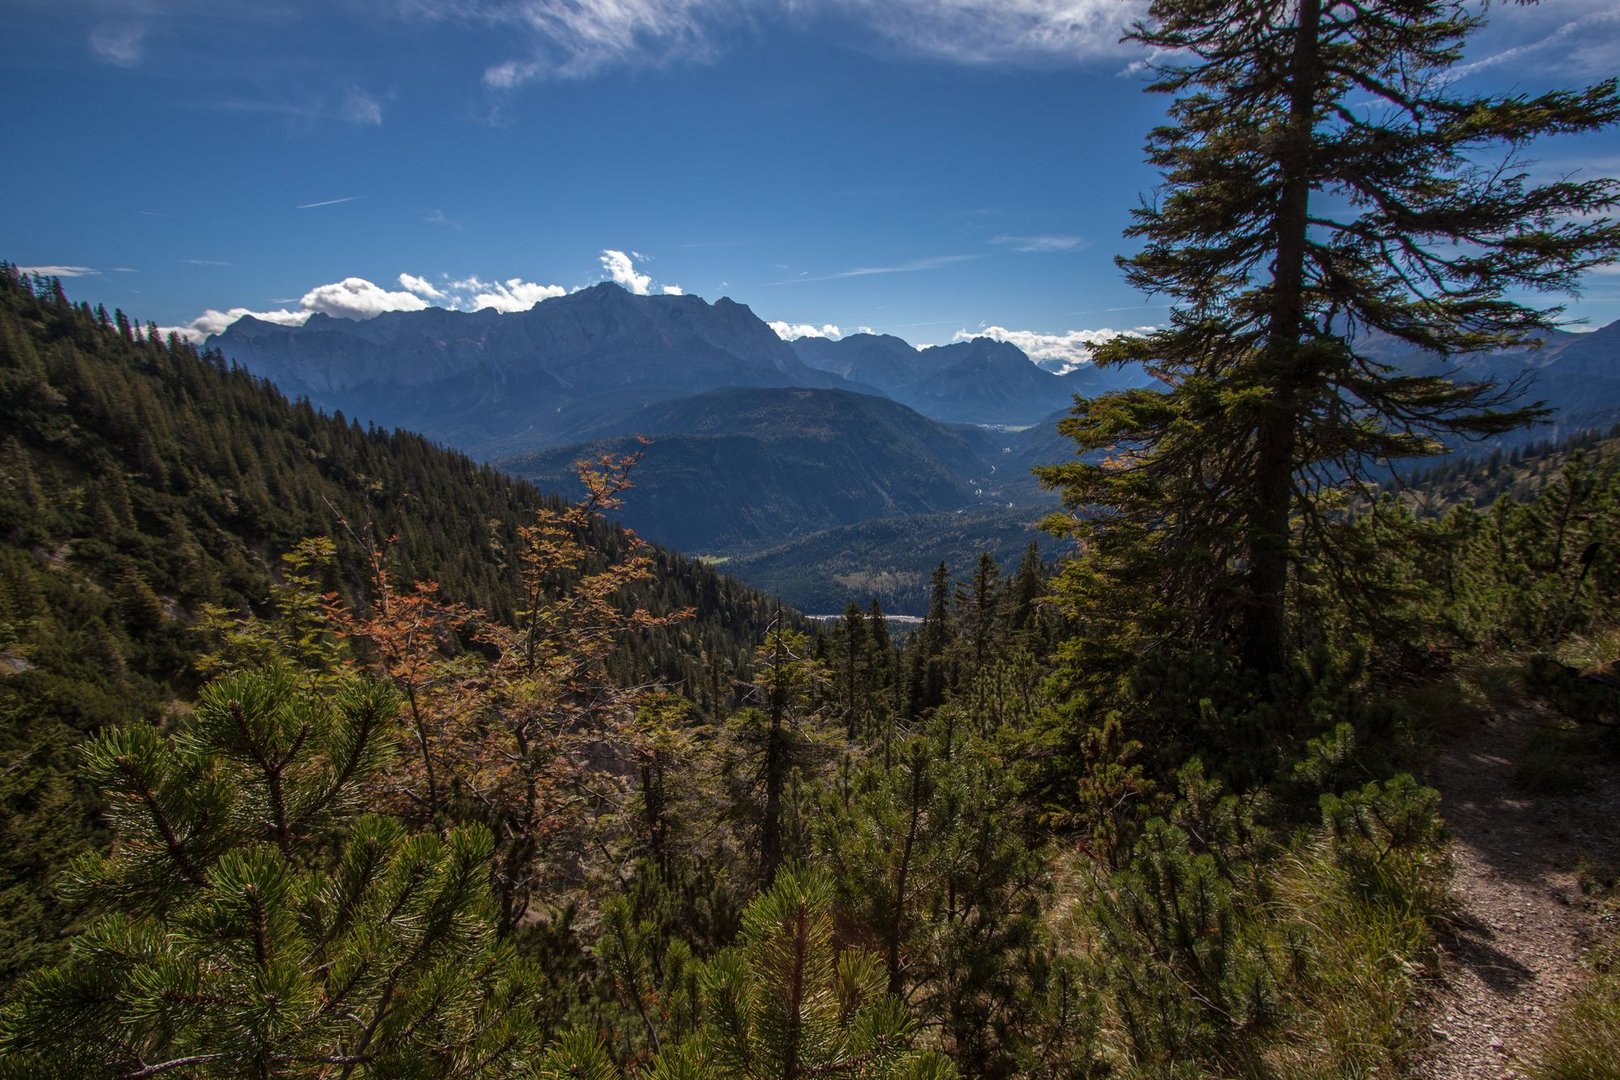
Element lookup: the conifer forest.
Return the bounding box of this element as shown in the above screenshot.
[4,1,1620,1077]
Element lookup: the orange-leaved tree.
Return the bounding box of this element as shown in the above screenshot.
[332,448,693,931]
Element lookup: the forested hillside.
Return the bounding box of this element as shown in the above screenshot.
[501,387,1004,553]
[0,266,788,985]
[5,260,1620,1077]
[5,0,1620,1074]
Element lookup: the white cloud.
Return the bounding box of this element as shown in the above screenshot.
[952,325,1148,373]
[163,257,664,342]
[991,233,1087,253]
[301,277,430,319]
[342,88,384,126]
[163,275,431,343]
[167,306,311,343]
[600,249,652,295]
[460,276,567,312]
[89,23,146,67]
[399,272,448,300]
[769,322,843,341]
[18,265,100,277]
[412,0,1136,90]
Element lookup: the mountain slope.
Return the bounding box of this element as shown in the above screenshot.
[793,333,1155,426]
[1355,320,1620,446]
[791,332,940,390]
[498,387,1008,553]
[211,284,850,457]
[0,268,792,983]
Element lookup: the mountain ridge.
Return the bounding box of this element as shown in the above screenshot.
[497,385,1014,554]
[210,284,852,456]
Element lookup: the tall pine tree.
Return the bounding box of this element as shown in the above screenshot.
[1041,0,1620,681]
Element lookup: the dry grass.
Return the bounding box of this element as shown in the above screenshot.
[1260,845,1439,1079]
[1528,908,1620,1080]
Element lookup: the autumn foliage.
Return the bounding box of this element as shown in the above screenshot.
[329,448,692,930]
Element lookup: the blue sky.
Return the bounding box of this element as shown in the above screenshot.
[5,0,1619,369]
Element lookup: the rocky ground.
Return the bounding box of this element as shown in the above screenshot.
[1424,706,1620,1078]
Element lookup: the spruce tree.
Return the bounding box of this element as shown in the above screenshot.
[1041,0,1620,680]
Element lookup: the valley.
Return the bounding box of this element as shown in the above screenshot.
[208,285,1620,614]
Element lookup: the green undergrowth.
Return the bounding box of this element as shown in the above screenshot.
[1520,628,1620,793]
[1049,761,1449,1078]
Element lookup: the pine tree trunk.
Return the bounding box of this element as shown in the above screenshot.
[1244,0,1322,679]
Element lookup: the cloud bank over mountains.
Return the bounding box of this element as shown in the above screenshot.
[951,325,1148,373]
[769,321,860,342]
[154,255,1143,375]
[162,250,672,341]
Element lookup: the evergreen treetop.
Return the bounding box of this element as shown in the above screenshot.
[1043,0,1620,677]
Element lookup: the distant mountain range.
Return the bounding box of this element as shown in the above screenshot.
[210,285,1620,612]
[1354,321,1620,443]
[214,284,846,458]
[212,284,1148,449]
[792,333,1147,425]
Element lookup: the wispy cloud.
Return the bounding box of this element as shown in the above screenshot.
[19,265,100,278]
[1455,2,1620,80]
[341,88,384,126]
[991,234,1087,253]
[476,0,719,86]
[833,254,980,278]
[423,208,462,229]
[953,324,1150,373]
[406,0,1137,90]
[89,22,147,67]
[832,0,1140,67]
[186,259,234,267]
[211,89,387,130]
[296,196,363,210]
[775,254,981,284]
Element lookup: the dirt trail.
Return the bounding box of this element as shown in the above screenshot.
[1424,707,1620,1078]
